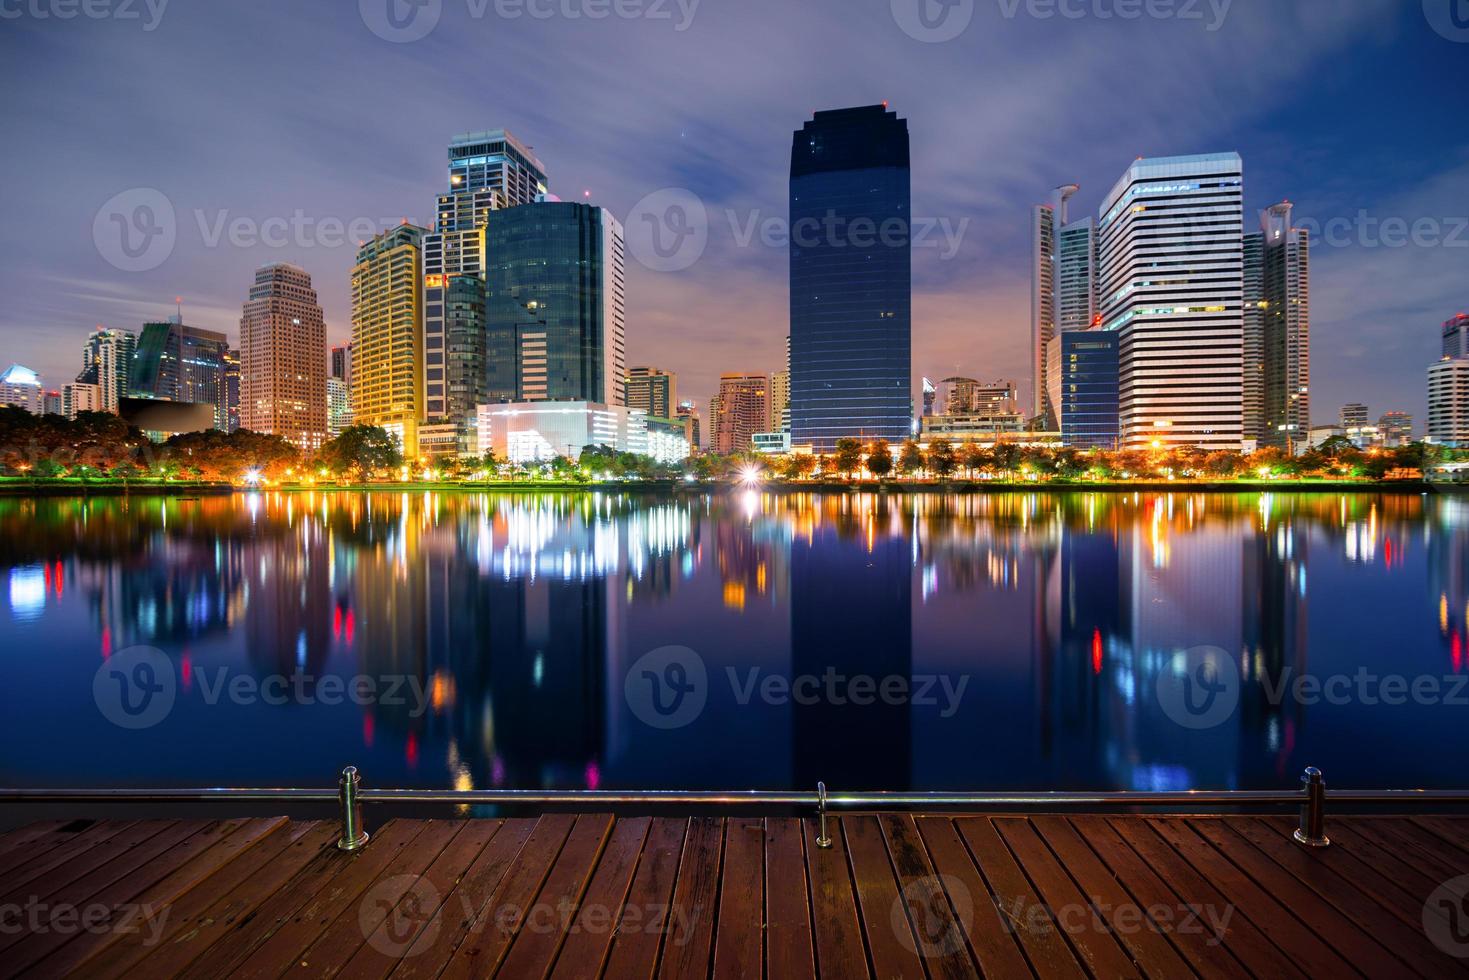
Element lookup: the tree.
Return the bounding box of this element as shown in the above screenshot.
[991,442,1020,478]
[781,454,816,480]
[928,439,958,479]
[866,440,893,478]
[317,425,403,483]
[833,438,863,477]
[959,444,991,478]
[898,440,925,477]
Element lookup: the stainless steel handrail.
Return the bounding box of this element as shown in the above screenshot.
[5,766,1467,852]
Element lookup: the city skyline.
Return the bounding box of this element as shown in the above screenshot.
[0,2,1461,426]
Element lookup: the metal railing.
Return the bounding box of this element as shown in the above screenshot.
[5,765,1468,852]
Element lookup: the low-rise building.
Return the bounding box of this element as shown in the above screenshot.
[477,402,654,466]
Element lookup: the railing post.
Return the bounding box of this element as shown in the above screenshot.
[336,766,370,851]
[815,781,832,849]
[1293,766,1330,848]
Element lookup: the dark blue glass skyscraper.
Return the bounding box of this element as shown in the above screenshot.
[1060,330,1120,450]
[789,106,911,452]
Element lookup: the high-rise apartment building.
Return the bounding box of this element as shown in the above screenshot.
[624,367,676,419]
[62,382,103,418]
[1098,153,1244,450]
[1257,203,1310,448]
[1032,184,1094,429]
[1031,200,1057,425]
[1378,411,1414,447]
[238,263,328,451]
[78,328,136,413]
[789,105,911,452]
[676,400,701,450]
[130,316,231,429]
[330,343,353,388]
[1242,230,1265,443]
[484,202,626,406]
[1428,358,1469,447]
[771,369,790,432]
[422,130,548,428]
[1056,213,1097,333]
[711,373,770,454]
[327,377,352,439]
[351,224,426,454]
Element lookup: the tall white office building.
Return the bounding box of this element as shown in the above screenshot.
[1098,153,1244,450]
[1428,358,1469,447]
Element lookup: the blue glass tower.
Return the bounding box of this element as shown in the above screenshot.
[789,106,911,452]
[1060,331,1120,450]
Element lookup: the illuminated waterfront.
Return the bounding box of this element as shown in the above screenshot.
[0,490,1465,794]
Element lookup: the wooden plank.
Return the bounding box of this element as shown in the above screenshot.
[1138,818,1353,977]
[26,816,288,979]
[1409,817,1469,866]
[1188,819,1410,976]
[541,817,652,980]
[288,819,467,979]
[956,817,1085,980]
[763,818,816,980]
[0,820,181,914]
[654,815,724,980]
[1073,817,1288,980]
[336,820,504,980]
[711,818,764,980]
[1030,816,1197,980]
[216,819,434,980]
[429,813,578,980]
[81,821,337,980]
[0,820,70,856]
[1331,817,1468,886]
[0,821,87,878]
[494,813,618,980]
[802,816,870,980]
[879,814,979,979]
[0,820,139,895]
[992,817,1141,979]
[1215,818,1460,977]
[842,815,928,980]
[173,819,422,980]
[598,818,691,980]
[913,816,1032,979]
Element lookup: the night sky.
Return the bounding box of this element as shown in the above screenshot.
[1,0,1464,424]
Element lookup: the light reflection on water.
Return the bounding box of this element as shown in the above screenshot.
[0,490,1464,793]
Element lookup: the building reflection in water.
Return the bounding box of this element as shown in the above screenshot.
[0,490,1462,792]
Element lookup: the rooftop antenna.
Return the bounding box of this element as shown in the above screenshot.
[1056,184,1081,226]
[174,296,183,324]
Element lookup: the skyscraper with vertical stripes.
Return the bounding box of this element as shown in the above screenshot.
[1098,153,1244,450]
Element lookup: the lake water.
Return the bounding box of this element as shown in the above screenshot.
[0,490,1465,795]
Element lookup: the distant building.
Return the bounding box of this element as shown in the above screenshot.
[485,202,627,407]
[351,224,425,454]
[130,316,231,429]
[78,328,136,413]
[1340,403,1370,428]
[625,367,676,420]
[1248,202,1310,449]
[476,402,650,465]
[711,373,770,454]
[0,365,44,414]
[939,378,1019,416]
[62,382,103,418]
[327,377,352,439]
[790,105,911,451]
[1031,199,1057,426]
[676,400,700,450]
[771,369,791,431]
[1378,411,1414,447]
[1060,331,1120,450]
[645,416,692,465]
[1444,313,1469,360]
[224,350,241,432]
[753,431,793,455]
[1428,358,1469,447]
[42,390,62,416]
[239,263,328,452]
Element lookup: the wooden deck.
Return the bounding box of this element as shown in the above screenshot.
[2,813,1468,977]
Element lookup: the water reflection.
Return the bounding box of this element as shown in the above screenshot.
[0,491,1464,793]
